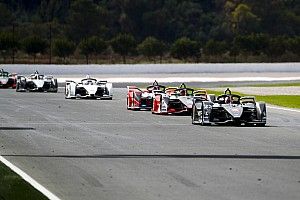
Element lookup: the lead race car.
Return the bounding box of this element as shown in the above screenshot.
[192,88,267,126]
[127,80,166,110]
[0,69,17,89]
[152,83,196,115]
[65,75,113,99]
[16,71,58,92]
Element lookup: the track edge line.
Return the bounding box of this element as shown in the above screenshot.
[0,155,61,200]
[268,105,300,113]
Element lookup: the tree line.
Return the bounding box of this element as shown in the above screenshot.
[0,0,299,64]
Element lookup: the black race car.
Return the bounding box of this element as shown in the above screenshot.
[192,88,266,126]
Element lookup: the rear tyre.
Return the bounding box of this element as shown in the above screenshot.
[192,105,200,125]
[16,82,24,92]
[257,123,266,127]
[16,83,20,92]
[200,107,211,126]
[126,97,131,110]
[52,79,58,93]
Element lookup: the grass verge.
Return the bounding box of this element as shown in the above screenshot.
[0,161,48,200]
[217,82,300,88]
[207,89,300,109]
[248,82,300,87]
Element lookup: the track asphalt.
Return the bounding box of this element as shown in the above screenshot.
[0,88,300,200]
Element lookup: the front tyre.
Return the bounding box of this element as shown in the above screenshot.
[192,105,200,125]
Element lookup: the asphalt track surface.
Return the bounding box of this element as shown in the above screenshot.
[0,88,300,200]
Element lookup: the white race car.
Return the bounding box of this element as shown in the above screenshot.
[16,71,58,92]
[65,76,113,99]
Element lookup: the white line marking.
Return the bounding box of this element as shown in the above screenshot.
[0,156,61,200]
[268,106,300,113]
[57,76,300,83]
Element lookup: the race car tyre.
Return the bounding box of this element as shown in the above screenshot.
[16,83,20,92]
[191,105,200,125]
[51,79,58,93]
[65,86,73,99]
[126,97,130,110]
[16,83,25,92]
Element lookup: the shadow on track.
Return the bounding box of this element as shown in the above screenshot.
[0,127,35,130]
[3,154,300,160]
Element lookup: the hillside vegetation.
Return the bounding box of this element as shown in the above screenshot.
[0,0,299,64]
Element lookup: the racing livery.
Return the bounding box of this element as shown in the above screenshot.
[65,76,112,99]
[192,88,267,126]
[152,83,195,115]
[16,71,58,92]
[127,81,165,110]
[0,69,17,89]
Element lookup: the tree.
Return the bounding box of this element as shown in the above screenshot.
[110,33,136,64]
[88,36,107,57]
[137,36,166,63]
[79,36,107,64]
[22,36,48,63]
[233,34,269,56]
[204,40,227,56]
[0,3,13,27]
[287,37,300,56]
[67,0,107,42]
[0,32,19,62]
[265,37,287,60]
[79,39,92,64]
[171,37,199,61]
[227,2,260,35]
[53,38,75,62]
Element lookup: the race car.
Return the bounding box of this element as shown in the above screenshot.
[192,88,266,126]
[152,83,195,115]
[0,69,17,89]
[65,76,113,99]
[16,71,58,92]
[127,80,165,110]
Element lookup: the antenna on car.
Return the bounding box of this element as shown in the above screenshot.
[179,83,186,88]
[224,88,231,95]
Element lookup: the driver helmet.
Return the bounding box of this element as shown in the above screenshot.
[179,90,186,96]
[225,96,231,104]
[86,75,91,79]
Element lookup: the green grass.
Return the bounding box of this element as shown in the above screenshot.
[216,82,300,88]
[207,89,300,109]
[0,162,48,200]
[254,95,300,109]
[248,82,300,87]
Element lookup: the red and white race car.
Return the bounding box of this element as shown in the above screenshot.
[127,81,166,110]
[152,83,196,115]
[0,69,17,89]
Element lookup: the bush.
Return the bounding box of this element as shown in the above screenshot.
[171,37,199,61]
[53,38,75,61]
[110,33,136,64]
[22,36,47,63]
[137,36,166,63]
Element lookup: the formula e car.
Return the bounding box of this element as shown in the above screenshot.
[65,76,113,99]
[0,69,17,89]
[152,83,195,115]
[192,88,266,126]
[127,80,165,110]
[16,71,58,92]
